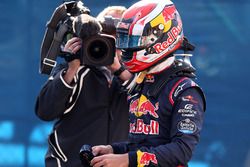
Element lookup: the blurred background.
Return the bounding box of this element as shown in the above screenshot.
[0,0,250,166]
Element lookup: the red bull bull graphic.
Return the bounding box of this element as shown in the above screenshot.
[129,95,159,118]
[130,119,159,135]
[137,150,158,166]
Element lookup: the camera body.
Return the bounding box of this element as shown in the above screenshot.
[63,1,116,66]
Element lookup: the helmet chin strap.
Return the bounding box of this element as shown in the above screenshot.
[147,52,194,74]
[173,53,194,68]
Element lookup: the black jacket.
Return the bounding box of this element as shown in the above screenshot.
[35,65,129,167]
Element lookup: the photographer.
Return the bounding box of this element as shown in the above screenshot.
[35,4,132,166]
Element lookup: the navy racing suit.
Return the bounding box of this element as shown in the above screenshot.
[112,69,206,167]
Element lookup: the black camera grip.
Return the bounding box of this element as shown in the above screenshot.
[79,144,95,167]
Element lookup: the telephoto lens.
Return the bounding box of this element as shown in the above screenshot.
[79,144,95,167]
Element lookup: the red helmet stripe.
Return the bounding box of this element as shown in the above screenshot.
[123,2,157,35]
[123,3,157,20]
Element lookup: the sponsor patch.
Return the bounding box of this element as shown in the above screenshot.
[130,95,159,118]
[174,83,187,97]
[145,75,155,83]
[184,104,193,110]
[178,104,197,117]
[137,150,158,166]
[130,119,159,135]
[177,118,197,134]
[181,95,198,103]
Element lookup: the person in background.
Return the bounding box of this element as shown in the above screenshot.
[90,0,206,167]
[35,5,133,167]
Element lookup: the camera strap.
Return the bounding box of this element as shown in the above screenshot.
[40,1,76,75]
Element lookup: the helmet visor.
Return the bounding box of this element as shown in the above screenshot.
[116,32,142,49]
[116,27,160,50]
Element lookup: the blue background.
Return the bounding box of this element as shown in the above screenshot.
[0,0,250,166]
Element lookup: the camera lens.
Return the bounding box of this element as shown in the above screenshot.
[82,34,115,66]
[88,40,108,60]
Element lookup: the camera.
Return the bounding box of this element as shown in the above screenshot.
[71,13,116,66]
[40,1,117,75]
[79,144,95,166]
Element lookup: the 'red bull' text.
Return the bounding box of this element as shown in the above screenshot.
[130,119,159,135]
[153,25,182,54]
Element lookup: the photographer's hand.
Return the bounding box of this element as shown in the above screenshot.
[109,56,132,81]
[64,37,82,54]
[63,37,82,84]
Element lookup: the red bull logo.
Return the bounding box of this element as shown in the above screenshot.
[153,24,182,54]
[137,150,158,166]
[130,119,159,135]
[129,95,159,118]
[145,74,155,83]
